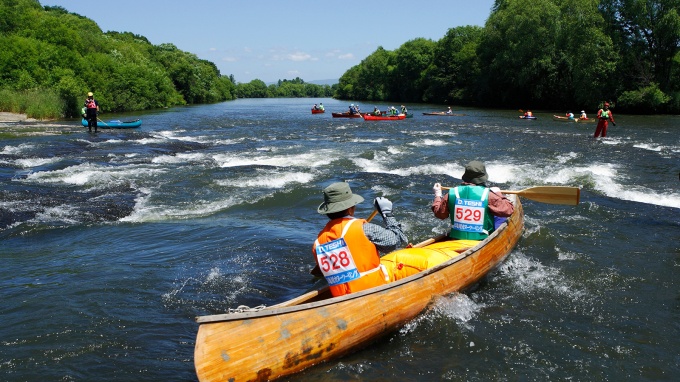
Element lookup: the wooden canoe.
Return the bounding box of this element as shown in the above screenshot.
[552,115,595,123]
[331,112,363,118]
[422,112,466,116]
[194,196,524,381]
[362,113,406,121]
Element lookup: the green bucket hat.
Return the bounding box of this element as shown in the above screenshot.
[462,160,488,185]
[317,182,364,214]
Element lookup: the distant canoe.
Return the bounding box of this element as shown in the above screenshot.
[552,115,595,123]
[81,118,142,128]
[422,112,466,116]
[362,114,406,121]
[311,108,325,114]
[331,112,363,118]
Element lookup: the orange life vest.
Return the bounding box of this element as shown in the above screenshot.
[313,218,388,297]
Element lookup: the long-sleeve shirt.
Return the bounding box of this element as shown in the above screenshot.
[432,185,514,220]
[362,215,408,254]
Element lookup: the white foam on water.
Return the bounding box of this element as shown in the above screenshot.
[499,251,587,301]
[350,138,385,143]
[1,143,34,155]
[213,150,335,168]
[408,139,450,147]
[152,152,210,164]
[633,143,664,152]
[14,157,61,168]
[23,162,166,190]
[216,171,314,189]
[399,293,484,335]
[121,193,240,222]
[31,204,81,225]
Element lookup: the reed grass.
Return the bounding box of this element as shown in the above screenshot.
[0,88,65,120]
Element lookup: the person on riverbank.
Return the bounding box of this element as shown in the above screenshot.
[84,92,100,133]
[594,102,616,138]
[432,160,514,240]
[313,182,408,297]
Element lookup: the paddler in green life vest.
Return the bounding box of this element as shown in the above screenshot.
[431,160,514,240]
[594,102,616,138]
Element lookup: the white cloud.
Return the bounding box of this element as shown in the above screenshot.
[338,53,354,60]
[288,52,312,61]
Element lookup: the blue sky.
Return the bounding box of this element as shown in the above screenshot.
[41,0,495,84]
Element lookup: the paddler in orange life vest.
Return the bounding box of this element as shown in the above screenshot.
[313,182,408,297]
[432,160,514,240]
[594,102,616,138]
[83,91,100,133]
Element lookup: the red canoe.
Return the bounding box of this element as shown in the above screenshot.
[363,114,406,121]
[311,109,325,114]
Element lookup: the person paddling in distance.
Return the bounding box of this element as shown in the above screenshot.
[432,160,514,240]
[594,102,616,138]
[313,182,408,297]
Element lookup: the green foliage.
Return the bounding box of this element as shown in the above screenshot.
[234,77,333,98]
[617,83,670,112]
[0,1,234,118]
[334,0,679,114]
[0,88,63,119]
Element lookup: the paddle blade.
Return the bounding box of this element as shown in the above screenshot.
[504,186,580,205]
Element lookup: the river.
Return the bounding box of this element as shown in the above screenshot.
[1,98,679,381]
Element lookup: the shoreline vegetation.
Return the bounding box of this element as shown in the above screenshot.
[1,1,678,116]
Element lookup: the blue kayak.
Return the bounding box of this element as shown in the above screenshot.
[81,118,142,128]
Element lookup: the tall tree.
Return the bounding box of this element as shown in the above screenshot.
[388,38,436,102]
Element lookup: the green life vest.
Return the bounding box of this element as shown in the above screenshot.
[600,109,610,119]
[447,185,495,240]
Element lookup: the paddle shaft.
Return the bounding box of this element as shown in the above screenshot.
[441,185,580,206]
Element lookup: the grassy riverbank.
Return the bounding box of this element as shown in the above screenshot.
[0,89,65,120]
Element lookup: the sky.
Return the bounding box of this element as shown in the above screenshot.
[40,0,496,84]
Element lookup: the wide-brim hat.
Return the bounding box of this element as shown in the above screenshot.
[461,160,488,185]
[317,182,364,214]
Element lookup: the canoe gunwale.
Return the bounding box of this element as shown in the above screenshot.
[195,201,516,325]
[194,196,523,381]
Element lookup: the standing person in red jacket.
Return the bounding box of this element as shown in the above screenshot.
[84,91,100,133]
[594,102,616,138]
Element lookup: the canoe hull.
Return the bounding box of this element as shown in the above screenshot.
[362,114,406,121]
[331,112,362,118]
[311,109,325,114]
[422,112,465,116]
[81,118,142,128]
[194,197,523,381]
[552,116,595,123]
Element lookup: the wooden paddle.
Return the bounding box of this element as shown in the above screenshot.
[442,186,580,206]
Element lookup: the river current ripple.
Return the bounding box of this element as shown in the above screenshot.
[1,98,679,381]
